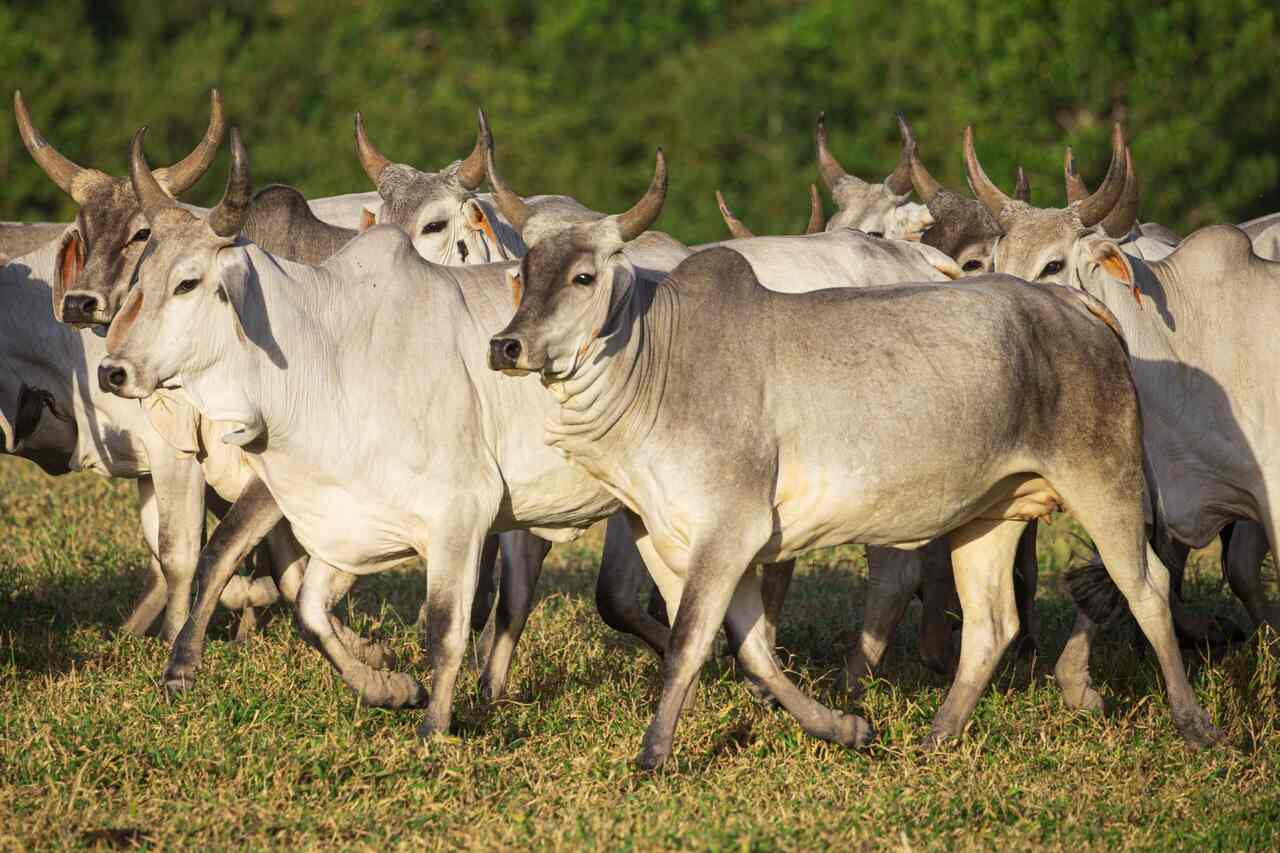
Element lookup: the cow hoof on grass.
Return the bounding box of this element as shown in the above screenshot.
[919,728,957,754]
[1062,685,1106,715]
[833,712,875,749]
[1175,710,1225,750]
[163,672,195,697]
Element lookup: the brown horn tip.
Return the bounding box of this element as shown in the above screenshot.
[14,90,91,201]
[963,126,1013,221]
[456,107,488,191]
[484,125,533,234]
[615,148,667,242]
[816,111,850,192]
[884,113,914,195]
[154,87,226,195]
[1014,166,1030,202]
[354,111,391,188]
[1063,145,1090,204]
[1075,121,1128,227]
[715,190,754,239]
[805,183,825,234]
[209,126,252,238]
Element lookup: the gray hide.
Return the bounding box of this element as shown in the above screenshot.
[0,222,68,258]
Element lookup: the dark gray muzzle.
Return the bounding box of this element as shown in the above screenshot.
[61,292,103,326]
[488,337,522,371]
[97,361,128,394]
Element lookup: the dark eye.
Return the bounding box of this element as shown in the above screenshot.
[174,278,200,295]
[131,228,151,243]
[421,221,448,235]
[1039,260,1064,278]
[962,260,983,272]
[572,272,595,285]
[867,231,884,238]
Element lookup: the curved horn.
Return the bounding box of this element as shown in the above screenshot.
[816,112,850,191]
[484,130,533,234]
[908,148,943,204]
[715,190,754,239]
[208,127,252,238]
[804,184,825,234]
[963,126,1013,219]
[884,114,915,195]
[354,111,391,187]
[1099,147,1139,238]
[1063,145,1089,204]
[154,88,225,194]
[14,91,91,201]
[455,108,488,191]
[1014,166,1030,202]
[614,149,667,242]
[1075,122,1127,227]
[128,126,179,223]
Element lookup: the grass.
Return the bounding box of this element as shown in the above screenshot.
[1,457,1278,850]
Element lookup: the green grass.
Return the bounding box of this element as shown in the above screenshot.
[1,457,1278,849]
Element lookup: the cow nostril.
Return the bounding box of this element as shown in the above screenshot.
[107,367,126,388]
[502,340,521,362]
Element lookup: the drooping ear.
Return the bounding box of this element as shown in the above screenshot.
[53,230,85,317]
[143,392,200,456]
[0,366,19,452]
[910,242,963,280]
[216,250,255,343]
[464,198,500,246]
[359,207,376,232]
[1080,237,1141,307]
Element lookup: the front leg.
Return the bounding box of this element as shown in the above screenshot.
[121,478,167,637]
[478,531,552,703]
[843,546,924,694]
[146,446,207,643]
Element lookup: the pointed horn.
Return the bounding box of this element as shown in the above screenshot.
[884,114,915,195]
[209,127,252,238]
[484,128,533,234]
[128,126,179,223]
[153,88,225,195]
[1099,147,1139,238]
[908,148,943,204]
[1014,166,1030,202]
[804,184,825,234]
[816,112,850,191]
[1075,122,1128,227]
[14,91,92,201]
[963,126,1013,220]
[1063,145,1090,204]
[715,190,754,239]
[615,149,667,242]
[354,111,391,187]
[455,107,488,190]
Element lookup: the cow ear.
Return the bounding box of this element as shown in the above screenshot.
[216,250,254,343]
[143,392,200,456]
[0,371,17,452]
[1087,238,1141,307]
[464,198,500,245]
[359,208,376,232]
[54,230,85,318]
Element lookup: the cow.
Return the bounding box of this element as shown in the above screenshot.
[816,113,932,240]
[964,129,1280,664]
[485,160,1220,768]
[241,184,358,265]
[0,222,67,258]
[714,185,826,240]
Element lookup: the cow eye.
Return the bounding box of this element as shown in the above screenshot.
[1039,260,1065,278]
[962,259,983,272]
[572,272,596,285]
[174,278,200,295]
[130,228,151,243]
[422,221,448,235]
[867,231,884,238]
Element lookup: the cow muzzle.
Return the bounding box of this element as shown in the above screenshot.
[488,337,526,373]
[61,291,106,327]
[97,357,152,398]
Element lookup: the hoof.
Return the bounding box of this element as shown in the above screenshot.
[832,711,875,749]
[1175,710,1225,750]
[634,745,668,772]
[163,672,194,697]
[477,674,507,706]
[920,727,957,753]
[1063,685,1106,715]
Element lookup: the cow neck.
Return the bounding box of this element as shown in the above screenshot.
[543,273,674,465]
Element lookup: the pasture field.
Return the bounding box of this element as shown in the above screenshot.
[1,457,1278,849]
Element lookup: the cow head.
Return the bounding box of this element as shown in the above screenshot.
[15,90,224,326]
[817,113,932,240]
[714,185,824,240]
[488,151,666,379]
[966,122,1131,286]
[100,126,253,406]
[354,109,502,264]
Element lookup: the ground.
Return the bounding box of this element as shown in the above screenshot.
[1,457,1278,849]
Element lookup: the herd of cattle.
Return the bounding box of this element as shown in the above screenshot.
[4,89,1280,769]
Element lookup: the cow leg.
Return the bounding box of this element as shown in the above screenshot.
[760,560,794,652]
[1070,481,1222,747]
[842,546,923,695]
[165,476,284,693]
[724,568,873,750]
[478,531,553,703]
[1226,520,1280,637]
[1010,521,1040,659]
[297,558,426,709]
[416,520,489,739]
[468,535,501,649]
[148,449,207,643]
[594,514,670,655]
[121,478,167,637]
[1054,610,1104,713]
[925,518,1025,748]
[919,538,960,676]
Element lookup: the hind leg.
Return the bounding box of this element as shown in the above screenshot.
[925,518,1026,748]
[595,514,671,655]
[1230,520,1280,639]
[478,532,552,703]
[842,546,924,695]
[1054,610,1104,713]
[919,538,960,676]
[1010,521,1040,659]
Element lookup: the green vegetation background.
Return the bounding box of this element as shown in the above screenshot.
[2,1,1277,244]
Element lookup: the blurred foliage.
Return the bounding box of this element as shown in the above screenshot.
[1,0,1277,243]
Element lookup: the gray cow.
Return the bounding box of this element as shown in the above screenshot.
[485,158,1220,769]
[816,113,932,240]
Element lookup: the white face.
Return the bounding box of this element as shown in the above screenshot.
[377,196,498,265]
